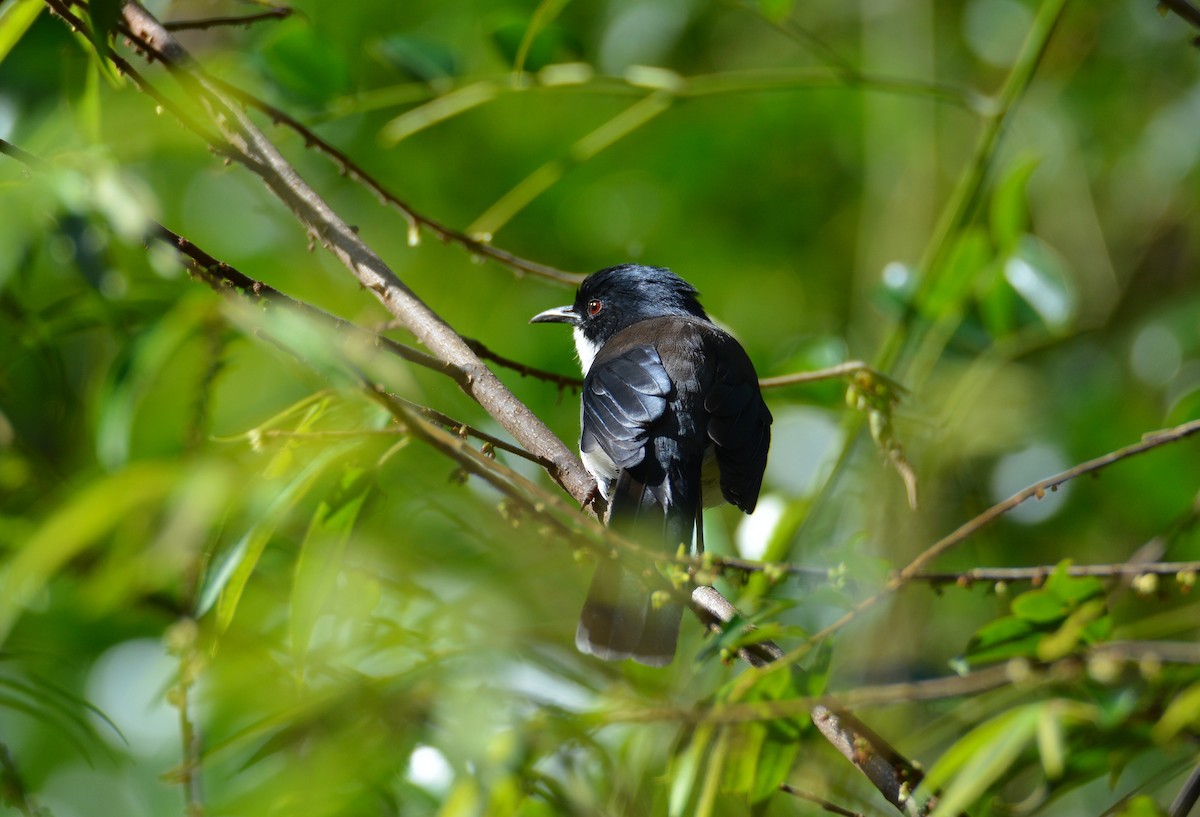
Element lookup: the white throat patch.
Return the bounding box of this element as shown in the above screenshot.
[572,327,601,375]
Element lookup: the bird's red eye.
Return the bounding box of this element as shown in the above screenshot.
[587,299,603,317]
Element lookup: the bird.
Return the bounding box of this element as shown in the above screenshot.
[531,264,772,666]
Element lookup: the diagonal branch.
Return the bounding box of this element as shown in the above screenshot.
[113,0,595,502]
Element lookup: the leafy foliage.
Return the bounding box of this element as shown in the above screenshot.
[1,1,1200,816]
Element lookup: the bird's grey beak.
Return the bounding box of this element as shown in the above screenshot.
[529,305,578,325]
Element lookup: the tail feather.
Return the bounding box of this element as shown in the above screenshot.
[576,465,696,666]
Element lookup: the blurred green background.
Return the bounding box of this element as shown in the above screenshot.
[1,0,1200,815]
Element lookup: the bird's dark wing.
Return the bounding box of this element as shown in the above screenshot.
[704,333,773,513]
[576,342,690,666]
[580,345,673,472]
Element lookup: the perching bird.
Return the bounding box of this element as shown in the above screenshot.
[531,264,772,666]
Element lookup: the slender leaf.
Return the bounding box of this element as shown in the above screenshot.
[1152,681,1200,743]
[990,155,1040,254]
[720,721,766,798]
[0,0,42,65]
[669,724,714,817]
[96,297,211,470]
[923,703,1042,817]
[196,443,357,626]
[0,462,179,644]
[290,483,369,676]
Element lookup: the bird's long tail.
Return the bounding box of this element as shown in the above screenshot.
[576,467,697,667]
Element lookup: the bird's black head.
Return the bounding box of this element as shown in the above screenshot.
[530,264,709,348]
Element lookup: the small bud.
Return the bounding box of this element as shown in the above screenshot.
[1131,573,1158,596]
[1087,653,1121,684]
[1177,570,1196,593]
[165,618,198,656]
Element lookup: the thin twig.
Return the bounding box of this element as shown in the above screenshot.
[163,6,292,31]
[908,560,1200,587]
[463,337,583,389]
[730,0,983,113]
[701,553,1200,586]
[173,636,203,816]
[0,138,48,170]
[779,784,866,817]
[149,222,468,386]
[173,65,581,285]
[807,418,1200,645]
[389,392,546,465]
[759,360,892,389]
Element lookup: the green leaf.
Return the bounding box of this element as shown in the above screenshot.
[923,228,991,321]
[990,155,1040,254]
[290,483,369,677]
[751,732,799,803]
[1043,562,1103,606]
[197,443,357,628]
[1152,681,1200,743]
[976,258,1017,340]
[1003,235,1075,333]
[1010,588,1067,624]
[379,82,499,145]
[924,704,1042,817]
[965,631,1044,665]
[1036,598,1106,661]
[801,639,833,697]
[969,615,1035,652]
[96,297,212,470]
[696,727,731,817]
[259,24,352,104]
[377,34,457,82]
[720,721,766,798]
[0,689,97,761]
[0,674,115,760]
[438,778,481,817]
[0,0,42,65]
[1036,705,1065,779]
[1116,795,1169,817]
[0,462,180,645]
[669,724,714,817]
[963,615,1043,665]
